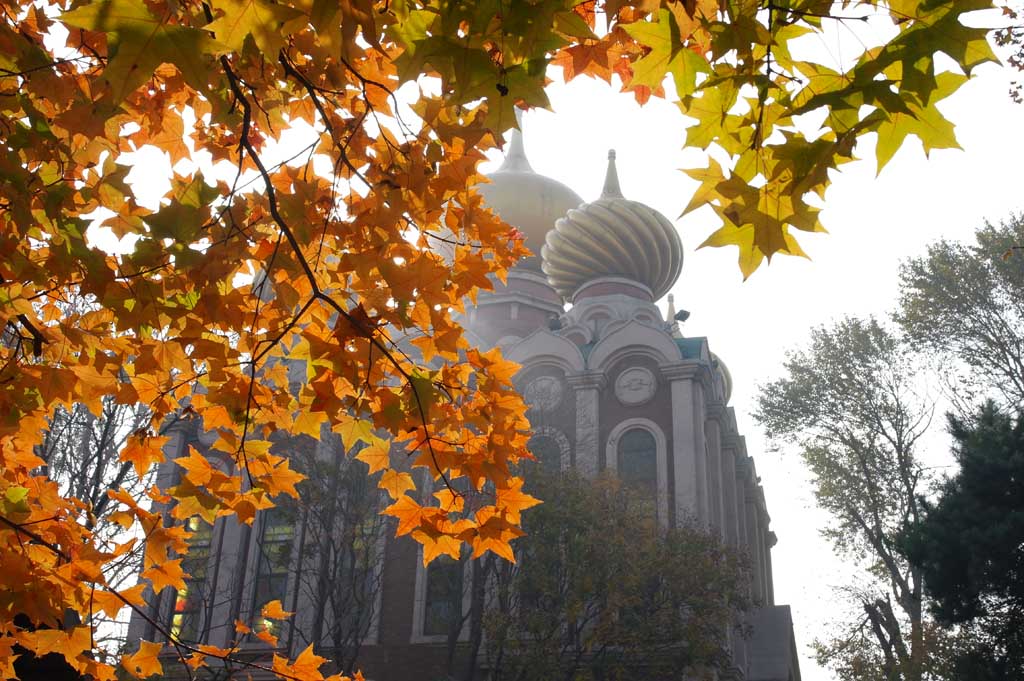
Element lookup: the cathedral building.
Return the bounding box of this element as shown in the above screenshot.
[128,125,801,681]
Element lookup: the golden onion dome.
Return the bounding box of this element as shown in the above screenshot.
[712,352,733,404]
[476,126,584,272]
[541,150,683,301]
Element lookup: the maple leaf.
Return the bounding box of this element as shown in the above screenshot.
[60,0,224,103]
[622,9,709,97]
[142,558,186,592]
[382,495,425,536]
[355,440,391,475]
[378,470,416,500]
[122,641,163,679]
[494,477,542,524]
[274,644,329,681]
[119,434,168,477]
[261,598,294,620]
[205,0,305,55]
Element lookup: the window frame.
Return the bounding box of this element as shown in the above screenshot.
[605,418,669,527]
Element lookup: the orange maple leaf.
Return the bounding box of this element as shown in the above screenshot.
[122,641,163,679]
[142,558,186,592]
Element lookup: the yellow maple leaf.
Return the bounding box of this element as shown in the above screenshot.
[354,441,391,475]
[378,470,416,500]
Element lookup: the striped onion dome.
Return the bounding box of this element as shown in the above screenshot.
[541,150,683,301]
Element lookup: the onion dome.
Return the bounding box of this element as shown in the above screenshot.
[712,352,733,404]
[541,150,683,301]
[476,122,584,271]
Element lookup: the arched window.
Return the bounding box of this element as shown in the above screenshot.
[617,428,657,498]
[528,434,562,471]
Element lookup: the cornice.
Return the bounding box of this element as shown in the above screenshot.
[659,360,705,382]
[566,371,607,390]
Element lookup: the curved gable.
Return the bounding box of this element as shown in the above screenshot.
[587,320,682,370]
[505,329,586,373]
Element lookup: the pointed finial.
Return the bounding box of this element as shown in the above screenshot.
[666,293,683,338]
[601,149,623,198]
[497,107,534,172]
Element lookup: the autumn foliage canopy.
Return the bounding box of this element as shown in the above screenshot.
[0,0,999,677]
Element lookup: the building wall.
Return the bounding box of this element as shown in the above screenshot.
[129,280,791,681]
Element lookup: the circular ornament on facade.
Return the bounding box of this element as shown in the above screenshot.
[614,367,656,406]
[523,376,564,412]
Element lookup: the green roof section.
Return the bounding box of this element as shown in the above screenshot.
[675,337,707,360]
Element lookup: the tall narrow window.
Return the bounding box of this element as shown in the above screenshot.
[423,554,463,636]
[171,517,213,643]
[527,434,562,472]
[617,428,658,514]
[254,507,294,630]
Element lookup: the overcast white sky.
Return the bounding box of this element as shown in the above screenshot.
[486,33,1024,680]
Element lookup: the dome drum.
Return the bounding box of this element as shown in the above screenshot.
[572,276,653,304]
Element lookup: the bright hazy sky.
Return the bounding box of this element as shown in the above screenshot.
[488,33,1024,681]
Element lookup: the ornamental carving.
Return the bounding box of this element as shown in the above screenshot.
[523,375,564,413]
[614,367,656,406]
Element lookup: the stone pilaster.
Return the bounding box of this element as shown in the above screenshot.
[662,362,708,527]
[744,484,764,604]
[721,434,741,549]
[567,371,606,477]
[705,401,727,540]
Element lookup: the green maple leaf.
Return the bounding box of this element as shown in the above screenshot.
[623,9,708,97]
[61,0,223,104]
[205,0,305,55]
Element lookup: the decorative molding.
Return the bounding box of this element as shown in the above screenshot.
[660,361,705,382]
[704,399,729,423]
[566,370,607,391]
[588,320,682,370]
[613,366,657,406]
[530,426,572,470]
[506,329,586,373]
[522,375,564,413]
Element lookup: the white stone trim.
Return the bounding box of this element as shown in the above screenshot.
[605,418,670,527]
[505,329,586,373]
[587,320,682,370]
[530,426,572,470]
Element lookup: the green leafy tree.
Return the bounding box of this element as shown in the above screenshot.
[898,216,1024,412]
[482,470,750,681]
[900,402,1024,681]
[755,317,937,681]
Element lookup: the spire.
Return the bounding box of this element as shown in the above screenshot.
[667,294,683,338]
[601,149,623,198]
[497,107,534,172]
